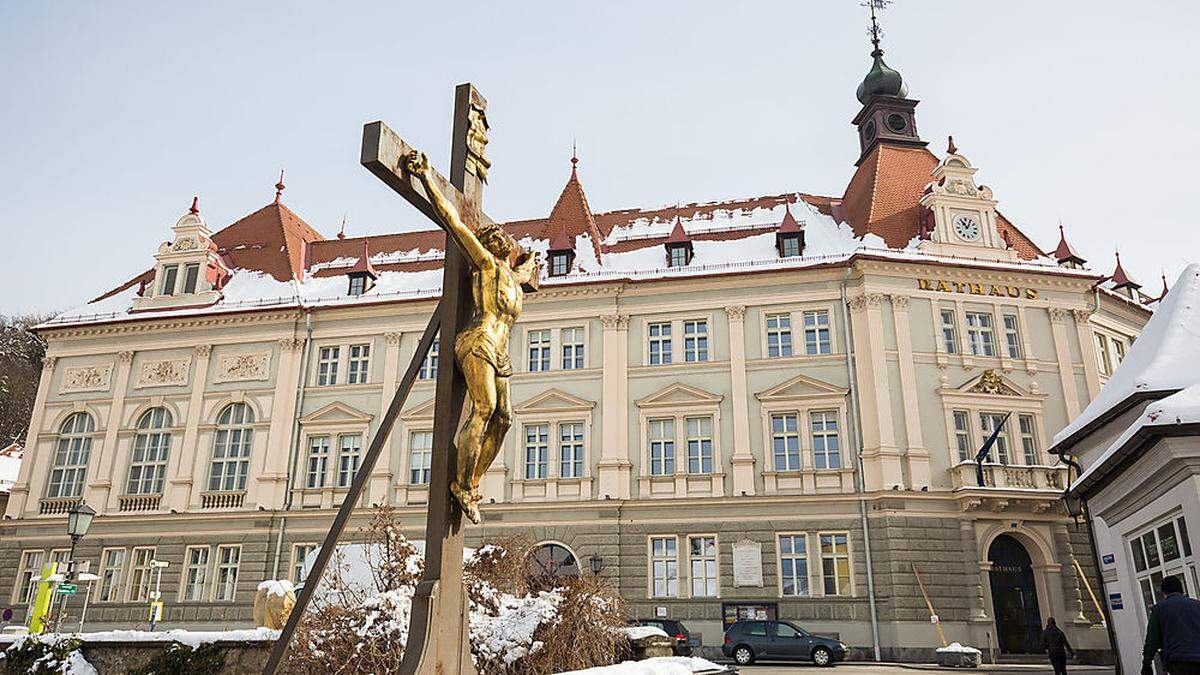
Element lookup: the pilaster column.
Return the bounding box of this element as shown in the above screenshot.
[7,356,57,517]
[890,295,929,488]
[165,344,213,511]
[85,350,134,510]
[1054,523,1090,624]
[960,519,990,622]
[370,332,403,504]
[1071,309,1101,402]
[849,293,900,491]
[1048,308,1082,420]
[598,314,631,499]
[724,305,756,496]
[255,337,305,509]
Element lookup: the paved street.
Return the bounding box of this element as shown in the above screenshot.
[727,664,1116,675]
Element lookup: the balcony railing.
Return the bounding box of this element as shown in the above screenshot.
[951,462,1067,491]
[39,497,81,515]
[200,491,246,510]
[118,494,162,513]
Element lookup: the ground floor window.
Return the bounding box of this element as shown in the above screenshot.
[214,545,241,601]
[97,548,127,602]
[650,536,679,598]
[820,533,852,596]
[128,547,156,603]
[181,546,210,601]
[778,534,809,597]
[292,544,318,585]
[688,535,718,598]
[13,550,45,604]
[1131,513,1196,615]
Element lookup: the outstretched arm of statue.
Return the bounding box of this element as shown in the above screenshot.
[512,250,541,286]
[404,150,491,269]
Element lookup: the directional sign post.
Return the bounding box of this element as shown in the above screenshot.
[55,584,78,596]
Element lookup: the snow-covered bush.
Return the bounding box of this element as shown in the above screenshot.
[1,633,95,674]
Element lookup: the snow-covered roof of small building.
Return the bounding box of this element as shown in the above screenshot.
[0,443,22,494]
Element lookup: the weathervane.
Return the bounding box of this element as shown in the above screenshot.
[862,0,892,54]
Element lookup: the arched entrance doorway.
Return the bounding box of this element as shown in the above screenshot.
[988,534,1042,653]
[526,542,581,581]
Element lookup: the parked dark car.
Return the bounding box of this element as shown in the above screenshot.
[722,619,846,666]
[633,618,695,656]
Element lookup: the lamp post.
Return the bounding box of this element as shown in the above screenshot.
[55,502,95,632]
[588,553,604,576]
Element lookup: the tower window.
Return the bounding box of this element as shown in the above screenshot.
[886,113,908,133]
[160,265,179,296]
[182,263,201,294]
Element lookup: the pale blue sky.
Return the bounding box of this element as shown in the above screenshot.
[1,1,1195,315]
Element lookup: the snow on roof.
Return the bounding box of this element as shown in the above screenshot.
[0,444,22,493]
[1053,264,1200,449]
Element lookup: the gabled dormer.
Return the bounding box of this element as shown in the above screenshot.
[776,206,805,258]
[1109,252,1142,300]
[346,240,378,296]
[916,137,1017,262]
[132,197,229,311]
[547,224,576,277]
[1053,224,1087,269]
[664,217,693,268]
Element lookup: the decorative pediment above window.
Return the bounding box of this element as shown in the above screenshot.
[514,388,595,414]
[401,398,437,421]
[299,401,374,426]
[636,382,723,410]
[941,368,1045,400]
[132,197,230,312]
[755,373,849,403]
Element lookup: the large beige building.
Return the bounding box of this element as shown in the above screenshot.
[1,39,1158,660]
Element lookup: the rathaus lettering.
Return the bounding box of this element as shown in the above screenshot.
[918,278,1039,300]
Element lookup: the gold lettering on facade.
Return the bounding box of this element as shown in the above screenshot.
[917,279,1041,301]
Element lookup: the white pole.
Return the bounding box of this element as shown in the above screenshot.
[78,580,91,633]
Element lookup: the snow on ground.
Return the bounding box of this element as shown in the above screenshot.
[0,627,280,647]
[557,656,728,674]
[936,642,982,654]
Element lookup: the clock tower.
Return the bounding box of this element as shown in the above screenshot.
[917,137,1018,262]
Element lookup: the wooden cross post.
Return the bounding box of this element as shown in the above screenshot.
[262,83,500,675]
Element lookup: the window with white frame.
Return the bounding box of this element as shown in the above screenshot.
[1002,314,1021,359]
[181,546,210,601]
[337,434,362,488]
[952,410,972,462]
[1017,414,1039,464]
[551,252,571,276]
[1130,515,1196,615]
[127,407,171,496]
[13,550,45,604]
[182,263,201,294]
[561,327,584,370]
[965,311,996,357]
[649,419,676,476]
[1094,331,1129,376]
[940,309,959,354]
[160,264,179,295]
[524,424,549,479]
[97,548,127,602]
[347,343,371,384]
[528,329,551,372]
[685,416,713,474]
[780,235,801,258]
[668,246,689,268]
[214,545,240,601]
[650,536,679,597]
[291,544,318,584]
[127,547,155,603]
[317,346,340,386]
[688,535,718,597]
[48,411,94,499]
[979,412,1012,464]
[305,435,330,488]
[648,322,672,365]
[802,310,831,355]
[683,319,709,362]
[820,533,851,596]
[559,422,584,478]
[208,403,253,492]
[419,337,439,380]
[49,549,70,569]
[810,411,841,469]
[766,313,793,358]
[771,413,801,471]
[409,431,432,485]
[778,534,809,597]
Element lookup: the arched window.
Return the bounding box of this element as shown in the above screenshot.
[208,403,254,492]
[526,542,580,580]
[48,412,94,499]
[126,408,173,495]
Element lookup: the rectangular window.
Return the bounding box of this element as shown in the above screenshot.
[419,337,439,380]
[305,435,330,489]
[686,416,713,474]
[965,312,996,357]
[1017,414,1038,465]
[14,550,45,604]
[182,263,201,294]
[214,545,240,601]
[182,546,210,601]
[561,327,585,370]
[160,264,179,296]
[648,322,673,365]
[940,310,959,354]
[409,431,432,485]
[524,424,549,480]
[683,320,709,362]
[810,411,841,470]
[1094,333,1112,376]
[559,422,584,479]
[291,544,318,585]
[1130,516,1197,612]
[317,346,340,386]
[766,313,793,358]
[649,419,676,476]
[779,534,809,597]
[1114,339,1127,365]
[1002,314,1021,359]
[771,413,801,471]
[127,547,155,603]
[820,533,851,596]
[669,246,689,268]
[97,548,127,603]
[337,434,362,488]
[347,343,370,384]
[348,275,366,296]
[551,253,570,276]
[803,310,831,355]
[953,410,972,462]
[528,329,551,372]
[650,536,679,597]
[780,236,801,258]
[979,412,1011,464]
[689,536,718,598]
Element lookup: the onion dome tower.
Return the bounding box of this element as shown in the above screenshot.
[852,1,925,165]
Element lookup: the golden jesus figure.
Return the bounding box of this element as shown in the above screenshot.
[406,150,539,524]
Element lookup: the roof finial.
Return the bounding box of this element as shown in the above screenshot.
[571,140,579,172]
[189,196,200,215]
[274,170,286,204]
[947,135,957,155]
[337,214,347,240]
[864,0,891,56]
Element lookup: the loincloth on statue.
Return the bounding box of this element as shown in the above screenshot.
[454,326,513,377]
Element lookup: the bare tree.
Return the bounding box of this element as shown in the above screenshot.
[0,314,51,446]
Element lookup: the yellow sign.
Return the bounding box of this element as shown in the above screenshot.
[28,562,58,634]
[149,601,163,623]
[918,278,1039,300]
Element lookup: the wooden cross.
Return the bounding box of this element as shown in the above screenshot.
[264,83,512,675]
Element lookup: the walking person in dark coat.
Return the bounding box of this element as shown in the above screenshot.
[1142,576,1200,675]
[1041,617,1074,675]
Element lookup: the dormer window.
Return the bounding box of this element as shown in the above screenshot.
[345,241,378,296]
[550,252,572,277]
[348,274,369,296]
[777,233,802,258]
[667,243,692,268]
[132,197,229,312]
[160,265,179,295]
[182,263,201,294]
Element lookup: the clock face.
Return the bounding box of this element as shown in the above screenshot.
[953,215,980,241]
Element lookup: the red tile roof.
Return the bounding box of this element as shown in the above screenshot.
[1053,224,1086,264]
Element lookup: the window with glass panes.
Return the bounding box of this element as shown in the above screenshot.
[953,410,972,462]
[419,337,439,380]
[14,550,45,604]
[940,310,959,354]
[650,537,679,597]
[409,431,432,485]
[766,313,793,357]
[810,411,841,469]
[317,346,340,385]
[551,253,570,276]
[305,436,330,488]
[668,245,689,268]
[683,320,708,362]
[561,327,584,369]
[965,312,996,356]
[348,275,366,296]
[182,263,201,294]
[820,533,851,595]
[208,403,253,492]
[979,412,1011,464]
[648,322,672,365]
[1130,515,1195,615]
[292,544,318,584]
[337,434,362,487]
[1002,314,1021,358]
[214,545,240,601]
[686,417,713,474]
[1016,415,1038,464]
[48,412,94,499]
[528,329,551,372]
[181,546,210,601]
[803,310,831,355]
[1094,333,1112,375]
[524,424,549,479]
[559,422,584,478]
[347,343,370,384]
[780,235,801,257]
[771,413,801,471]
[160,264,178,295]
[127,547,155,603]
[689,536,718,597]
[649,419,676,476]
[778,534,809,596]
[127,408,171,495]
[97,548,127,602]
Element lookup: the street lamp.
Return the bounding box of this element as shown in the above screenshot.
[55,502,95,632]
[588,554,603,575]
